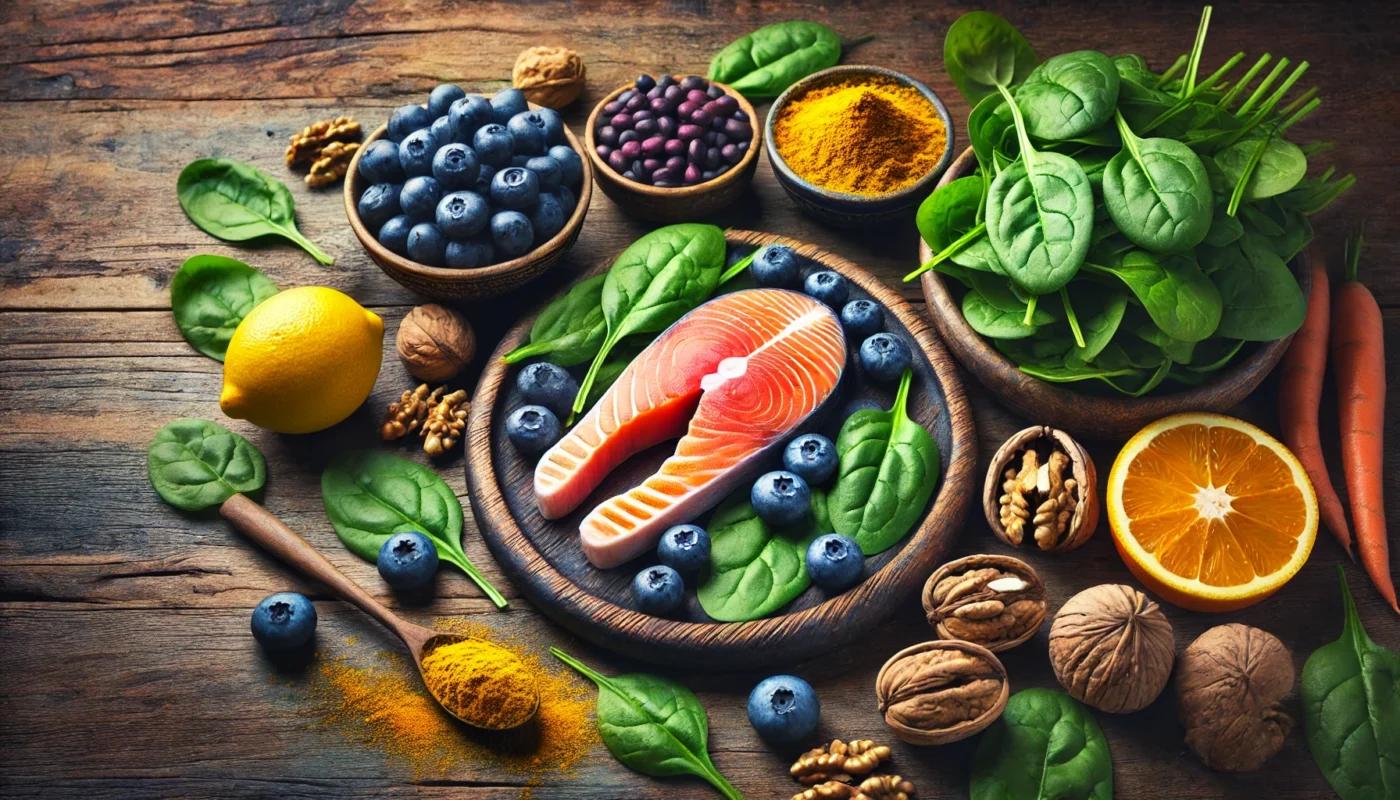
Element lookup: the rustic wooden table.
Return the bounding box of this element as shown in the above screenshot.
[3,1,1398,798]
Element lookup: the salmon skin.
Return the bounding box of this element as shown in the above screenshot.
[534,288,847,568]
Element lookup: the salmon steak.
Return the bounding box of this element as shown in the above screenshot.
[534,288,847,568]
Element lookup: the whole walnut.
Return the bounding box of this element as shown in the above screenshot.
[1049,584,1175,713]
[512,46,586,109]
[396,304,475,382]
[1177,624,1294,771]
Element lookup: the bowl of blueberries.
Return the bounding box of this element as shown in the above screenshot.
[346,84,593,300]
[585,74,760,223]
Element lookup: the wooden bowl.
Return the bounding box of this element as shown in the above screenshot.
[583,78,760,222]
[344,113,593,301]
[918,146,1308,440]
[765,65,955,228]
[465,230,978,669]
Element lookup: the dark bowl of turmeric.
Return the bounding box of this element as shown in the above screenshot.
[765,65,954,228]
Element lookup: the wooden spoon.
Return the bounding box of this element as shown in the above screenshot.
[219,493,539,730]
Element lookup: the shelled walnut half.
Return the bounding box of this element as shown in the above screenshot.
[790,739,891,785]
[983,426,1098,552]
[922,555,1047,652]
[875,640,1008,746]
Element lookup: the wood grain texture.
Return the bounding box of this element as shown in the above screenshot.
[465,230,977,668]
[2,0,1399,797]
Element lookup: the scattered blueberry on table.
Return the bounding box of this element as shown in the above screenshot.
[506,404,562,456]
[251,592,317,651]
[633,565,685,615]
[657,524,711,573]
[750,244,800,287]
[377,531,440,591]
[747,674,820,743]
[594,74,752,187]
[751,470,811,527]
[860,332,913,382]
[783,433,837,485]
[806,533,864,592]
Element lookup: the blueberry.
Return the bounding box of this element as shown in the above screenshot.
[632,565,684,615]
[473,163,497,196]
[445,237,494,269]
[398,128,438,177]
[840,299,883,341]
[859,333,913,382]
[555,184,577,215]
[657,524,710,573]
[387,103,432,142]
[751,244,800,287]
[473,123,515,168]
[525,155,562,192]
[804,270,849,309]
[436,190,490,239]
[377,531,439,590]
[510,109,564,148]
[357,183,402,231]
[377,214,413,255]
[516,361,578,417]
[506,404,560,456]
[842,397,885,417]
[751,470,811,527]
[251,592,316,651]
[549,144,584,189]
[511,154,533,168]
[747,675,820,743]
[429,115,453,148]
[528,192,568,242]
[406,222,447,266]
[805,534,864,592]
[491,167,540,211]
[491,210,535,259]
[449,94,495,143]
[431,143,480,191]
[506,111,548,156]
[783,433,837,485]
[428,83,466,118]
[399,176,442,221]
[358,139,406,183]
[490,87,529,124]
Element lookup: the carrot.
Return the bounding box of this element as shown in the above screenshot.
[1331,236,1397,613]
[1279,246,1352,557]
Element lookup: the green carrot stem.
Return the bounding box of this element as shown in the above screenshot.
[1346,235,1363,282]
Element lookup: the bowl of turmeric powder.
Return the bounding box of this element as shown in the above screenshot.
[766,66,954,227]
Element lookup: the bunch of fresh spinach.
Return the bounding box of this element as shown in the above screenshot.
[170,255,279,361]
[177,158,334,265]
[148,418,266,510]
[1301,565,1400,800]
[971,688,1113,800]
[321,450,507,609]
[697,488,831,622]
[914,7,1352,395]
[551,648,745,800]
[707,21,872,100]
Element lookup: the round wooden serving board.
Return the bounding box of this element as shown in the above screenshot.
[466,230,977,669]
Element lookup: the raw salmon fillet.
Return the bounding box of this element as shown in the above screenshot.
[534,288,847,568]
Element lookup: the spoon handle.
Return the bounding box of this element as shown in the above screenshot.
[220,493,410,640]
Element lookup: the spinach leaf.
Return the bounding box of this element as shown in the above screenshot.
[1103,112,1213,252]
[148,418,266,511]
[503,273,606,366]
[1129,313,1197,363]
[707,21,843,101]
[828,369,940,555]
[943,11,1038,106]
[1203,202,1245,248]
[697,488,830,622]
[970,688,1113,800]
[1085,249,1221,342]
[1216,134,1308,202]
[321,450,507,608]
[1204,237,1306,341]
[1183,337,1245,372]
[1065,284,1128,364]
[1020,361,1148,391]
[911,175,1002,280]
[583,343,644,410]
[1302,565,1400,800]
[1014,51,1121,141]
[551,649,745,800]
[176,158,333,265]
[986,85,1095,297]
[572,224,727,416]
[968,92,1018,172]
[170,255,279,361]
[963,288,1052,339]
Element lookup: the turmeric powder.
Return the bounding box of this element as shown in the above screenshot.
[774,75,947,196]
[420,636,538,729]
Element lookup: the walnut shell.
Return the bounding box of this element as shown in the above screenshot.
[1049,584,1174,713]
[396,304,475,383]
[1177,624,1294,771]
[875,640,1008,745]
[512,45,586,109]
[983,426,1098,552]
[922,554,1047,652]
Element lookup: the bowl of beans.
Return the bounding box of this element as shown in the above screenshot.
[585,74,760,222]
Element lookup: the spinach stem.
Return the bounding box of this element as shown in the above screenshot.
[1114,112,1159,193]
[1215,53,1272,112]
[719,251,755,284]
[1022,294,1039,327]
[1277,97,1320,133]
[1141,51,1245,134]
[285,227,334,265]
[904,223,986,282]
[502,340,553,364]
[1154,54,1188,89]
[1061,288,1086,349]
[446,552,509,609]
[995,82,1036,168]
[841,32,877,49]
[572,334,619,419]
[1237,58,1290,115]
[1226,127,1274,216]
[1181,6,1213,98]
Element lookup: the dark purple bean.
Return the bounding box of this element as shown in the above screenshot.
[651,167,675,184]
[620,140,643,160]
[657,117,678,138]
[635,118,659,136]
[689,109,713,128]
[703,130,718,145]
[663,138,686,157]
[632,169,652,185]
[657,74,677,89]
[608,150,630,173]
[603,101,624,116]
[664,84,684,101]
[684,163,702,184]
[714,132,730,148]
[711,115,727,131]
[654,181,677,188]
[598,125,619,147]
[631,160,651,179]
[734,109,749,122]
[596,144,613,159]
[687,137,706,164]
[680,75,707,91]
[706,84,724,100]
[702,169,717,180]
[618,129,640,145]
[618,88,636,103]
[632,109,653,122]
[721,143,741,165]
[724,120,752,140]
[701,99,722,117]
[705,147,722,170]
[677,100,699,119]
[611,112,633,130]
[626,94,647,112]
[647,85,664,100]
[710,95,738,116]
[678,124,704,140]
[716,164,731,176]
[635,74,656,92]
[649,96,669,115]
[643,157,662,171]
[642,135,666,157]
[686,88,708,105]
[737,140,750,152]
[665,155,686,172]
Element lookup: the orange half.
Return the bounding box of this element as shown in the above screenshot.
[1107,413,1317,611]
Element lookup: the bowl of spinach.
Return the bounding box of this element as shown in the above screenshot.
[911,8,1352,438]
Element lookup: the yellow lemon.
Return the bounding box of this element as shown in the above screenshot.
[221,287,384,434]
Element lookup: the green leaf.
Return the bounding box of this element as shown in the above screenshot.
[147,418,266,511]
[1014,51,1121,141]
[968,92,1019,171]
[696,488,830,622]
[1102,112,1213,252]
[970,688,1113,800]
[503,273,607,366]
[1086,249,1221,343]
[1065,284,1128,365]
[170,254,279,361]
[551,649,745,800]
[962,288,1051,339]
[943,11,1039,107]
[707,21,842,101]
[1217,134,1308,202]
[1204,236,1307,341]
[911,175,1002,280]
[828,370,940,555]
[1301,565,1400,800]
[321,450,507,609]
[176,158,333,265]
